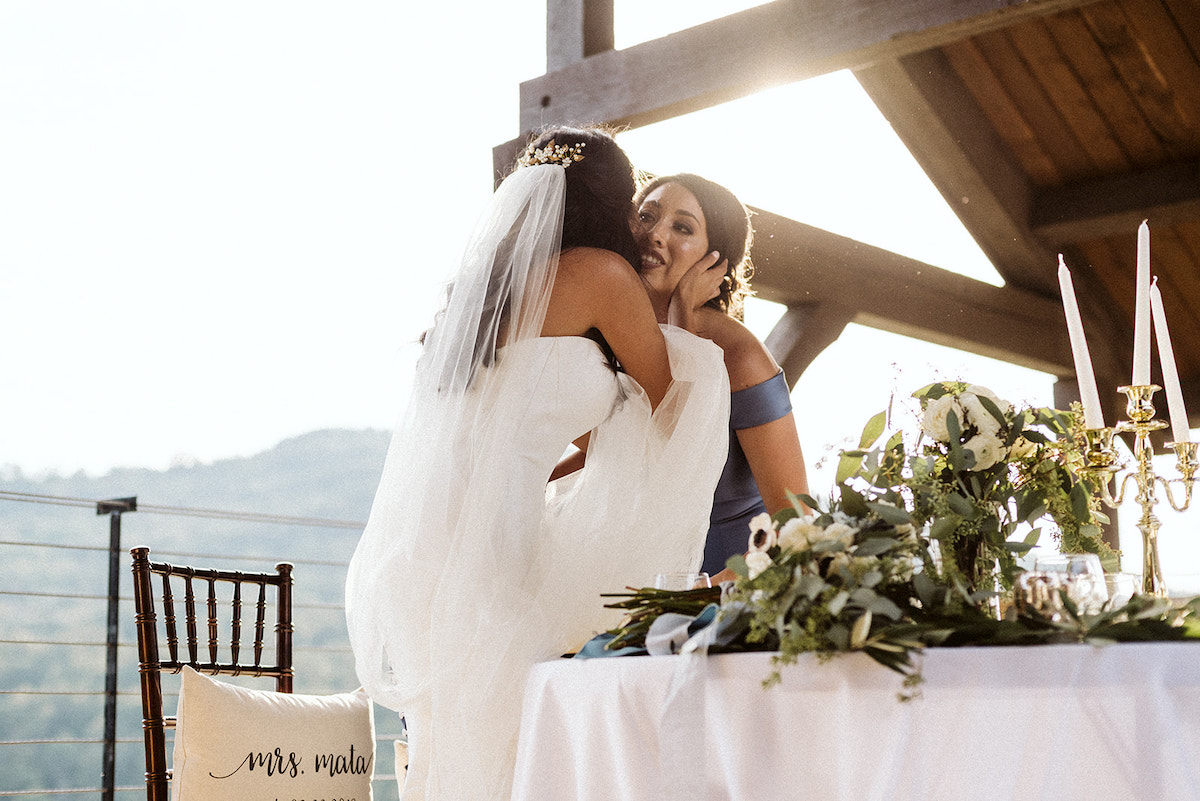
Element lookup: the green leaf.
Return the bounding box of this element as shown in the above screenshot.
[868,595,903,619]
[773,505,800,528]
[866,501,913,525]
[792,491,822,514]
[850,610,874,648]
[975,394,1008,430]
[840,485,871,518]
[855,537,901,557]
[827,589,850,616]
[912,571,942,608]
[945,410,964,441]
[946,493,975,517]
[836,451,865,484]
[929,515,961,541]
[1069,481,1091,521]
[858,410,888,449]
[726,553,748,578]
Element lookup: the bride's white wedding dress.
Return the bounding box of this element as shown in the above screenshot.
[348,328,729,800]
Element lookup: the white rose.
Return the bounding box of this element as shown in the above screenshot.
[922,395,963,442]
[960,392,1003,436]
[826,551,853,575]
[964,384,1013,415]
[810,522,857,547]
[745,550,773,579]
[747,512,777,553]
[777,517,819,552]
[964,432,1005,471]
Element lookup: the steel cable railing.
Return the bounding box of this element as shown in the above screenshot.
[0,490,403,801]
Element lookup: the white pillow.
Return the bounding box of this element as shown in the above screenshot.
[171,666,375,801]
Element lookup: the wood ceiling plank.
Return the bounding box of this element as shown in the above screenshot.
[547,0,615,71]
[942,37,1062,185]
[1046,10,1165,166]
[1149,225,1200,350]
[1082,1,1196,148]
[972,25,1098,181]
[1115,0,1200,146]
[1013,18,1132,173]
[1164,0,1200,55]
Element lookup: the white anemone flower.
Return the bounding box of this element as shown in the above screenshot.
[964,432,1006,471]
[922,394,963,442]
[747,512,777,553]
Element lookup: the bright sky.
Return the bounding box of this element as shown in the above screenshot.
[3,1,1196,584]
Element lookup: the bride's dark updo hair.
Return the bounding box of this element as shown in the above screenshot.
[516,126,642,269]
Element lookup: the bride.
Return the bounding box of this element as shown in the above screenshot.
[345,126,731,800]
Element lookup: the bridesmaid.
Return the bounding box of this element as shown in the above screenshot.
[634,173,811,578]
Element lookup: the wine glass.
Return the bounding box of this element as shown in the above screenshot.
[1034,553,1108,614]
[1105,572,1139,607]
[654,572,711,591]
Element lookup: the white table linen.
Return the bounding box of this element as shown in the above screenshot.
[511,644,1200,801]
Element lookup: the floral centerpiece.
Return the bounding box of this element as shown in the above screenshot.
[837,381,1115,594]
[601,487,1200,689]
[595,381,1200,689]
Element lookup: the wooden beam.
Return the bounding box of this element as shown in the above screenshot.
[763,303,856,386]
[855,50,1055,295]
[747,208,1075,377]
[1032,160,1200,243]
[547,0,614,71]
[522,0,1095,134]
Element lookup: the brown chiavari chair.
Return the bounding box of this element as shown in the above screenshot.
[130,546,294,801]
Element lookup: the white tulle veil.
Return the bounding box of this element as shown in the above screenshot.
[345,163,566,711]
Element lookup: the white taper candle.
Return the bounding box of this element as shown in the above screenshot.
[1058,255,1104,428]
[1133,220,1151,385]
[1150,278,1190,443]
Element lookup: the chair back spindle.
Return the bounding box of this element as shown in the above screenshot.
[131,546,294,801]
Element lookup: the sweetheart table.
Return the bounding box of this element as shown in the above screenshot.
[510,644,1200,800]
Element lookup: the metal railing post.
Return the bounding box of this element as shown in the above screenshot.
[98,496,136,801]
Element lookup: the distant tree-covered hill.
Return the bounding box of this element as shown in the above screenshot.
[1,427,391,522]
[0,429,399,798]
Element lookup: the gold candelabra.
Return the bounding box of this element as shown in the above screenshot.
[1079,384,1198,597]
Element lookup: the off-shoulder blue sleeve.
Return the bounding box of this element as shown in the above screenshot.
[728,371,791,430]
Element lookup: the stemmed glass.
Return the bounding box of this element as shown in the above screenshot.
[1032,553,1109,615]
